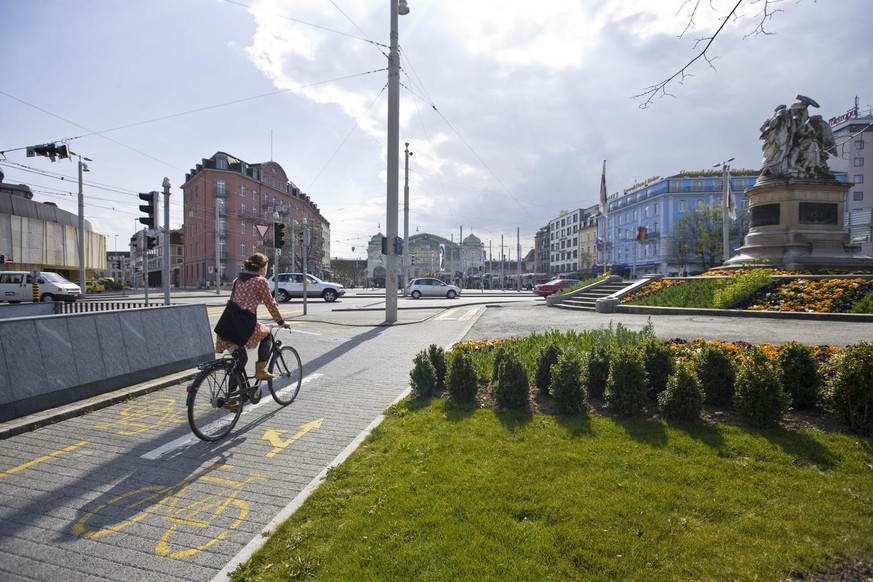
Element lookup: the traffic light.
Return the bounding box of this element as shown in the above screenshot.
[26,143,70,161]
[394,237,403,255]
[274,222,287,247]
[146,233,158,250]
[139,191,158,228]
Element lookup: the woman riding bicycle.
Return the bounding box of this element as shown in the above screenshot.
[215,253,289,381]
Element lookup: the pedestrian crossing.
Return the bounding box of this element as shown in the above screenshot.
[434,307,481,321]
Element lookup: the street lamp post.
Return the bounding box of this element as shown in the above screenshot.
[713,157,735,264]
[162,177,171,305]
[77,155,91,292]
[385,0,409,323]
[402,142,412,295]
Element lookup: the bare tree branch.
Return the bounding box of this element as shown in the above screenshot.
[633,0,785,109]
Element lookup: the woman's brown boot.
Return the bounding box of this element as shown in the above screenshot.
[255,361,276,380]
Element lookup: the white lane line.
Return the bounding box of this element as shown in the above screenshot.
[141,373,323,460]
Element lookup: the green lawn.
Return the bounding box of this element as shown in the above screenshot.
[231,399,873,581]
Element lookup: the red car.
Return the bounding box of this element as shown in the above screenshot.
[533,278,581,297]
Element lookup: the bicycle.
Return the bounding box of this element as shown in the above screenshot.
[186,326,302,441]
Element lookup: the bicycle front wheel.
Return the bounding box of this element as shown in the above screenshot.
[268,345,302,405]
[187,363,244,441]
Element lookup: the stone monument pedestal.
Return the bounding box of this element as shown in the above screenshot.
[725,178,873,271]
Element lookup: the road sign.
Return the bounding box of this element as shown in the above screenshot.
[255,223,271,240]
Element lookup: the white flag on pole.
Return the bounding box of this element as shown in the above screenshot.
[726,171,736,221]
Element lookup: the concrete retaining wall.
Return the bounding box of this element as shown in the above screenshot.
[0,304,215,422]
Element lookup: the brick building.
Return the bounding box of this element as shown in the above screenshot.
[180,152,330,287]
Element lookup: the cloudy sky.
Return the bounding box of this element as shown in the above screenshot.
[2,0,871,261]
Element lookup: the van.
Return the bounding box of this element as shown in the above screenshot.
[0,271,81,303]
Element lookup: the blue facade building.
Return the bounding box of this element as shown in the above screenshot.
[598,171,759,277]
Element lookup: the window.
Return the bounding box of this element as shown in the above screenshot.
[241,184,246,198]
[853,191,864,202]
[217,158,227,170]
[216,180,226,195]
[241,220,246,235]
[854,157,864,167]
[241,242,246,257]
[855,140,865,150]
[241,201,246,215]
[632,209,637,221]
[854,174,864,184]
[679,200,687,212]
[696,199,705,209]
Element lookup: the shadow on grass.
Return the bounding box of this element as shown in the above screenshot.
[618,416,668,448]
[664,417,727,450]
[494,407,533,432]
[554,411,595,437]
[760,426,842,472]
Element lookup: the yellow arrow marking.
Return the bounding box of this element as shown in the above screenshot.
[0,440,89,480]
[262,418,323,458]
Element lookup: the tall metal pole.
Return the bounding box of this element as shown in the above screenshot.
[77,157,86,291]
[162,178,171,305]
[722,163,731,264]
[143,227,149,305]
[403,142,412,295]
[215,202,221,295]
[713,157,735,264]
[385,0,407,323]
[303,219,309,316]
[517,227,521,292]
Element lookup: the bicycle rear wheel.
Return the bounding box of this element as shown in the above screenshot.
[268,345,302,405]
[187,363,244,441]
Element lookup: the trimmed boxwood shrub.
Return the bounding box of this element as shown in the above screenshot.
[641,338,675,400]
[551,353,586,414]
[427,344,448,389]
[447,351,479,404]
[775,341,820,409]
[825,341,873,435]
[491,346,511,383]
[495,352,530,410]
[734,348,789,428]
[409,350,437,398]
[604,349,648,417]
[694,343,735,407]
[658,362,704,421]
[586,346,611,399]
[534,342,563,397]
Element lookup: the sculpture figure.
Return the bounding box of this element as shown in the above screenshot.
[758,95,835,181]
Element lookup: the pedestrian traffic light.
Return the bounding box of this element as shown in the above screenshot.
[146,233,158,249]
[274,222,286,247]
[139,191,158,229]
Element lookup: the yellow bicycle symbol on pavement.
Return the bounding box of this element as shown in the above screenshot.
[72,463,265,559]
[94,398,186,436]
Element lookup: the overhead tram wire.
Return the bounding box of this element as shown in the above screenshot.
[395,53,539,227]
[224,0,387,50]
[306,82,388,191]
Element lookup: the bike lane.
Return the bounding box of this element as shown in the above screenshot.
[0,306,482,582]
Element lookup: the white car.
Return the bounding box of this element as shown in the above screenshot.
[268,273,346,303]
[407,277,461,299]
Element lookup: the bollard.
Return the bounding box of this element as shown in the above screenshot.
[32,283,39,302]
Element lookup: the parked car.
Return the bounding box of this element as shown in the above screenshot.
[267,273,346,302]
[85,280,105,293]
[533,278,581,297]
[407,277,461,299]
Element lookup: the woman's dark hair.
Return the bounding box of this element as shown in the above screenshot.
[242,253,268,272]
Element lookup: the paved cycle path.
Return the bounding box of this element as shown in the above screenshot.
[0,306,480,582]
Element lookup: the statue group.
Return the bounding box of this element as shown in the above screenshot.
[759,95,837,181]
